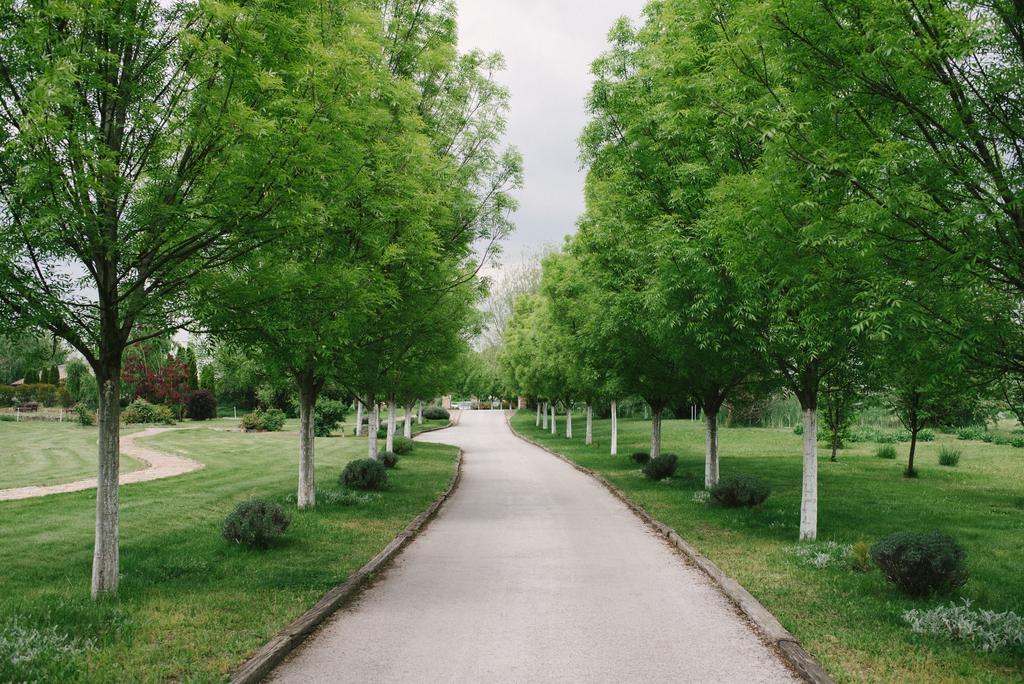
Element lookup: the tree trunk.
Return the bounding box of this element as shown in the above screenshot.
[650,410,662,459]
[542,401,548,430]
[705,408,719,489]
[550,403,557,435]
[368,402,380,459]
[800,406,818,541]
[91,371,121,598]
[611,400,618,455]
[417,401,423,425]
[907,427,919,477]
[585,403,593,445]
[386,398,396,452]
[355,400,363,437]
[535,402,541,427]
[830,432,840,462]
[297,374,317,510]
[566,406,573,439]
[403,403,413,438]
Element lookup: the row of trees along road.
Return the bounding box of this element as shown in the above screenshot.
[0,0,519,598]
[500,0,1021,543]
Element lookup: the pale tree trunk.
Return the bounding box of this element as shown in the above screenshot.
[354,400,363,437]
[542,401,548,429]
[417,401,423,425]
[610,400,618,455]
[535,402,541,427]
[297,374,317,510]
[403,403,413,438]
[650,410,662,459]
[585,403,593,445]
[92,372,121,598]
[368,403,380,459]
[550,403,557,434]
[566,405,573,439]
[705,408,719,489]
[800,406,818,541]
[386,399,396,452]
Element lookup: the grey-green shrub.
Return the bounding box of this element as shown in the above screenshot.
[341,459,388,490]
[630,451,650,465]
[871,530,968,597]
[643,453,678,481]
[392,436,414,455]
[422,406,449,420]
[377,451,399,468]
[938,447,961,467]
[710,475,771,508]
[222,500,291,549]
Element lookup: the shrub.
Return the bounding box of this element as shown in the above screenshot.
[392,436,414,455]
[260,408,286,432]
[643,453,678,481]
[313,399,346,437]
[377,451,399,468]
[240,412,263,431]
[1012,437,1024,449]
[340,459,388,490]
[957,425,991,442]
[871,530,969,597]
[422,406,450,420]
[630,451,650,465]
[917,429,936,442]
[904,600,1024,653]
[850,541,872,573]
[876,445,898,460]
[792,423,803,435]
[186,389,217,421]
[221,500,291,549]
[121,398,175,425]
[376,427,388,439]
[938,447,961,467]
[0,414,14,422]
[73,404,96,427]
[710,475,771,508]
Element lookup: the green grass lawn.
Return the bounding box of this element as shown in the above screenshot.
[0,427,458,682]
[0,422,145,489]
[511,412,1024,683]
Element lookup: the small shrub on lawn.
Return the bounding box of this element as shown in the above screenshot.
[954,423,987,440]
[643,453,678,481]
[222,500,291,549]
[73,404,96,427]
[903,599,1024,653]
[630,451,650,465]
[392,436,414,455]
[710,475,771,508]
[876,444,898,460]
[314,399,346,437]
[376,427,388,439]
[938,447,962,467]
[422,406,450,420]
[793,423,803,435]
[377,451,399,468]
[340,459,388,490]
[871,530,969,597]
[850,541,873,573]
[240,412,262,431]
[0,414,14,422]
[1012,437,1024,449]
[917,429,936,442]
[122,398,175,425]
[240,408,286,432]
[186,389,217,421]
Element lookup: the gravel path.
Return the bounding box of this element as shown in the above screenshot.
[0,427,203,501]
[269,410,797,683]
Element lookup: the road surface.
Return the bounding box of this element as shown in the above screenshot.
[269,410,797,683]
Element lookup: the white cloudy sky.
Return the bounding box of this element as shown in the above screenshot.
[456,0,647,267]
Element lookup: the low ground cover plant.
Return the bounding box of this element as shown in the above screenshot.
[341,458,388,490]
[957,426,992,442]
[938,447,962,467]
[871,531,969,597]
[876,444,898,459]
[787,541,853,569]
[643,453,678,480]
[709,474,771,508]
[903,600,1024,653]
[222,500,291,549]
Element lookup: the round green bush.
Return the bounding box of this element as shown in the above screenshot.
[710,475,771,508]
[260,408,286,432]
[122,398,175,425]
[313,399,347,437]
[643,453,678,481]
[377,451,400,468]
[422,406,450,420]
[392,436,414,454]
[870,530,968,597]
[222,500,291,549]
[630,451,651,465]
[340,458,388,490]
[876,444,898,460]
[938,447,961,467]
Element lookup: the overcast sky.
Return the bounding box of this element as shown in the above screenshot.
[456,0,647,268]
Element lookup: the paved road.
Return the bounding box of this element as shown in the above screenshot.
[269,410,796,683]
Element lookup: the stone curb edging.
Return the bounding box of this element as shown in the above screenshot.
[229,441,464,684]
[502,411,833,684]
